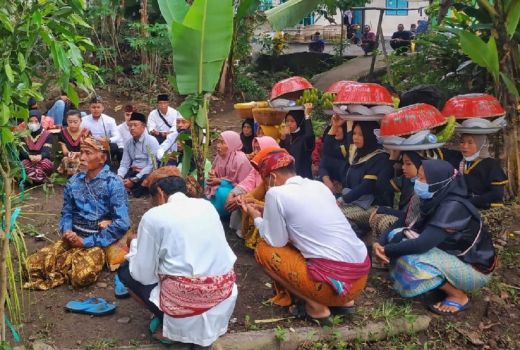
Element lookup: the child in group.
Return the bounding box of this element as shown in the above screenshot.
[338,121,392,235]
[240,119,255,155]
[459,133,508,235]
[279,103,315,178]
[57,110,91,176]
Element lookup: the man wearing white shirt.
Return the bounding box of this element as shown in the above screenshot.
[81,96,122,162]
[116,104,134,149]
[118,166,237,348]
[147,94,180,144]
[241,148,370,326]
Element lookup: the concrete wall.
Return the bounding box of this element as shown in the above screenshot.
[275,1,429,37]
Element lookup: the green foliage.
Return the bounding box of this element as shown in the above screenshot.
[159,0,234,95]
[265,0,322,31]
[234,72,268,101]
[274,326,288,342]
[385,32,476,97]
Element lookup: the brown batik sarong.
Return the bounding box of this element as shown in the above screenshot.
[23,239,105,290]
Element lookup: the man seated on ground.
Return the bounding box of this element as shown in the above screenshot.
[240,148,370,326]
[147,94,181,144]
[308,32,325,53]
[117,112,159,197]
[390,24,412,53]
[360,25,376,55]
[24,137,130,290]
[81,96,122,163]
[118,166,237,348]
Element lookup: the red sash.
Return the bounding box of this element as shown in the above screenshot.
[159,270,236,318]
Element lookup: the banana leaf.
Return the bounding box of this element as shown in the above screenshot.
[265,0,322,31]
[159,0,234,95]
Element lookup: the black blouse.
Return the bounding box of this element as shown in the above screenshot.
[280,119,315,179]
[462,157,508,209]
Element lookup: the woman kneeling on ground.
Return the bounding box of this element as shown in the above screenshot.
[205,130,252,217]
[240,148,370,326]
[373,160,497,315]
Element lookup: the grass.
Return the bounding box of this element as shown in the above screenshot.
[85,338,117,350]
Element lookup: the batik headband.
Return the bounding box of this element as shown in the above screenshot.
[81,137,109,152]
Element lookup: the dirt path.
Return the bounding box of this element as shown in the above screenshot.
[311,55,387,90]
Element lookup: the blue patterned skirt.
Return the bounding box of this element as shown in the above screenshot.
[390,247,492,298]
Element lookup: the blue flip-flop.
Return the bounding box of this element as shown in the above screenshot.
[64,297,116,316]
[114,274,130,299]
[428,299,470,316]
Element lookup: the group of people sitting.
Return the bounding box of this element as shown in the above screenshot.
[360,22,419,56]
[21,86,506,348]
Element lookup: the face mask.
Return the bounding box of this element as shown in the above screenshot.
[28,123,40,132]
[414,180,433,199]
[414,174,456,199]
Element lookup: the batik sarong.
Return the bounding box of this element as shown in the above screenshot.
[390,247,492,298]
[159,270,236,318]
[255,241,368,307]
[24,239,105,290]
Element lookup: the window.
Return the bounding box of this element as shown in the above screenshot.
[386,0,408,16]
[259,0,273,11]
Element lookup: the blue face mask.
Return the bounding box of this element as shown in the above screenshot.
[414,180,434,199]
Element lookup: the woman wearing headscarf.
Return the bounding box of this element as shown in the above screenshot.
[20,110,53,183]
[226,136,279,240]
[373,160,496,315]
[206,131,252,217]
[318,116,351,195]
[240,118,255,155]
[338,121,392,234]
[459,133,508,236]
[279,103,315,178]
[369,151,424,237]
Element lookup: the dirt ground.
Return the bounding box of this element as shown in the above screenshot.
[9,92,520,349]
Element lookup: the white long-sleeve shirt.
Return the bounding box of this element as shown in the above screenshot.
[254,176,367,263]
[81,113,121,145]
[156,129,179,160]
[126,192,237,346]
[147,107,180,133]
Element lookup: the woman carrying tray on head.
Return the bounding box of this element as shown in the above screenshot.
[318,115,351,196]
[279,103,315,179]
[337,121,392,235]
[458,133,508,236]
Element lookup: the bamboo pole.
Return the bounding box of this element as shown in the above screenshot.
[378,20,393,86]
[0,154,12,341]
[369,9,384,78]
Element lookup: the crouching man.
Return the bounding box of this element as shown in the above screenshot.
[118,166,237,349]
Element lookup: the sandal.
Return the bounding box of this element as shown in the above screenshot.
[330,306,355,317]
[289,302,333,327]
[64,297,116,316]
[428,299,470,316]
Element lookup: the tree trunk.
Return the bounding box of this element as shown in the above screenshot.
[369,9,384,78]
[140,0,150,73]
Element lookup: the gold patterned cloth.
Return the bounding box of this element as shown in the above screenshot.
[241,182,267,249]
[24,239,105,290]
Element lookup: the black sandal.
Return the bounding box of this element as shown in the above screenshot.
[289,302,333,327]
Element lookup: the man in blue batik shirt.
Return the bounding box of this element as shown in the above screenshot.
[24,136,130,290]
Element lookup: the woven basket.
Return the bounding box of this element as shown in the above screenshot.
[234,102,256,119]
[252,108,286,126]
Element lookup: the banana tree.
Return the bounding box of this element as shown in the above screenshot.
[158,0,234,186]
[0,0,95,341]
[265,0,323,31]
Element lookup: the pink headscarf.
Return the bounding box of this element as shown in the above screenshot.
[236,136,279,193]
[206,131,252,197]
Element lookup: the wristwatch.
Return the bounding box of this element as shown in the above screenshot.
[130,176,139,183]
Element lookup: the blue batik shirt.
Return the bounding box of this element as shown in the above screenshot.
[59,165,130,248]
